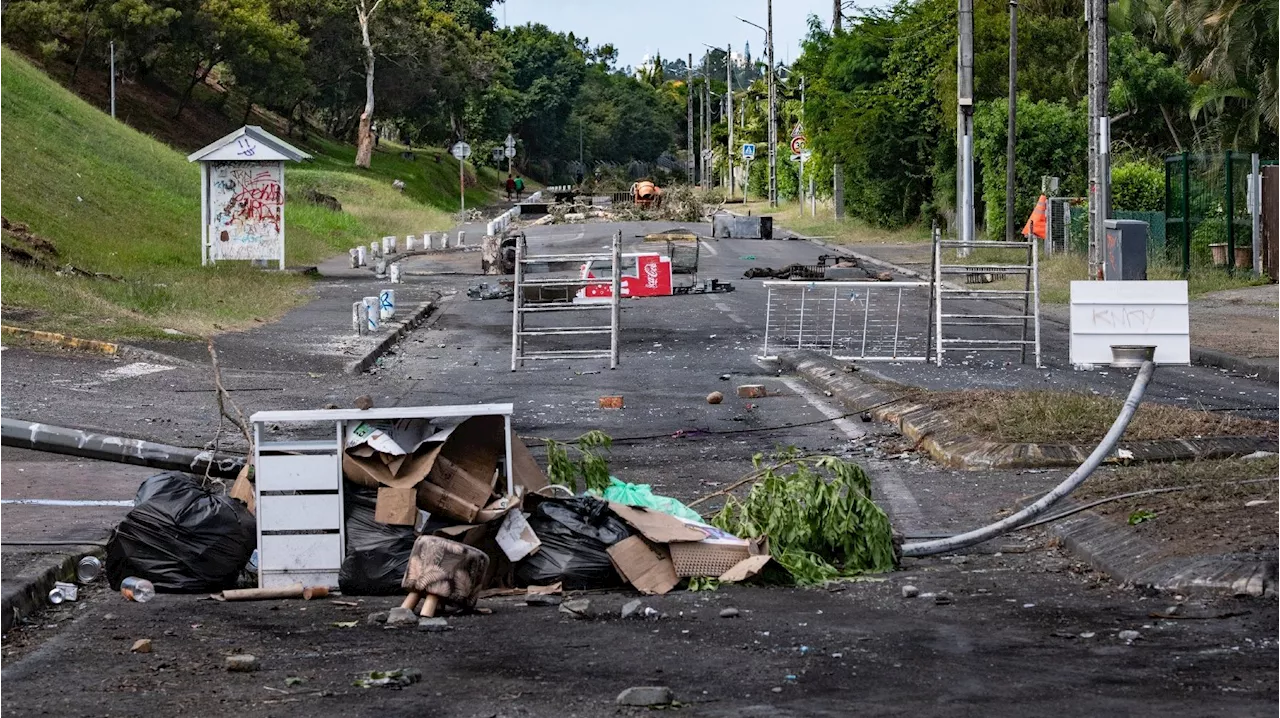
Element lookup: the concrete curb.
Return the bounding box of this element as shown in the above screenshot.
[344,298,438,375]
[1047,499,1276,598]
[0,325,194,367]
[1,547,104,635]
[778,350,1277,469]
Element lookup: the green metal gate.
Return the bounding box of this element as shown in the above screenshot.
[1165,151,1260,275]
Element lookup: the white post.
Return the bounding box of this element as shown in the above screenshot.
[389,263,402,284]
[278,161,286,270]
[370,241,380,259]
[442,233,450,249]
[1252,153,1262,277]
[379,289,395,320]
[349,248,359,268]
[353,302,367,334]
[363,297,379,332]
[109,40,116,119]
[199,162,209,266]
[458,231,466,247]
[356,246,367,266]
[405,235,415,251]
[387,236,397,253]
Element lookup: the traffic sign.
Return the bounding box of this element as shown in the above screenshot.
[451,141,472,160]
[491,147,503,162]
[790,122,804,138]
[742,143,756,160]
[504,134,516,149]
[504,146,516,159]
[789,136,807,154]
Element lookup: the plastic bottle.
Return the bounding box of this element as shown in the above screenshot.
[120,577,155,603]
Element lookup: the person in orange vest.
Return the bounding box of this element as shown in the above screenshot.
[1021,194,1048,240]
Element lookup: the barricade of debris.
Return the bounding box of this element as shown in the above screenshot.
[100,408,897,618]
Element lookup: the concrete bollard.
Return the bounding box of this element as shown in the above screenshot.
[389,263,402,284]
[386,236,397,254]
[405,235,416,251]
[457,231,466,247]
[349,248,360,269]
[356,246,367,266]
[363,297,380,332]
[353,302,367,334]
[379,289,395,320]
[369,241,381,260]
[374,258,387,277]
[440,233,450,249]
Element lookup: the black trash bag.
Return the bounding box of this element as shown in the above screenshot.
[105,471,256,592]
[514,496,633,590]
[338,483,417,595]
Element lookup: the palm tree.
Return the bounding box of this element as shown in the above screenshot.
[1168,0,1278,147]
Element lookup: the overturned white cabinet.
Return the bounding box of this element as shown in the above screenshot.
[250,404,515,589]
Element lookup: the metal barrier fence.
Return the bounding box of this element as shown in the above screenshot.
[760,281,931,361]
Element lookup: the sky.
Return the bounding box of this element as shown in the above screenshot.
[496,0,849,70]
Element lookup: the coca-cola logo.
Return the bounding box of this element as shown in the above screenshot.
[644,261,659,288]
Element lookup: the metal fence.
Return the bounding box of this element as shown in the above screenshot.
[1165,151,1275,274]
[760,281,931,361]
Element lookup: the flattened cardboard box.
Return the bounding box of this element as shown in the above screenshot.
[605,502,771,581]
[607,535,679,595]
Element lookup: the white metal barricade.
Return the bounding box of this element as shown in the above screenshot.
[511,232,622,369]
[932,238,1042,367]
[250,403,515,589]
[760,280,931,361]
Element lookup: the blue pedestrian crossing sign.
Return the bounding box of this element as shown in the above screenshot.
[742,143,756,160]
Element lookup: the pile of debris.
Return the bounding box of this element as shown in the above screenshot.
[101,414,830,619]
[743,254,893,282]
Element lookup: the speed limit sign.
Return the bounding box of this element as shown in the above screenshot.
[789,135,807,154]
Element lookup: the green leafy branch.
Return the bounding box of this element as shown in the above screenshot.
[542,430,613,495]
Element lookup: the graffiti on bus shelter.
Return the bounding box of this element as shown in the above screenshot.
[209,161,283,260]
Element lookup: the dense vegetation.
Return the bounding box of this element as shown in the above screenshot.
[792,0,1277,230]
[1,0,685,184]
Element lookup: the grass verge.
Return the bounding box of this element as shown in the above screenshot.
[921,389,1277,444]
[741,199,930,245]
[0,48,499,341]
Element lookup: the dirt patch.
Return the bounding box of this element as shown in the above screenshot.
[2,217,60,268]
[1074,456,1279,558]
[921,389,1278,444]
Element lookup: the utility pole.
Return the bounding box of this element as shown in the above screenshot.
[1005,0,1018,241]
[1087,0,1110,279]
[727,43,734,199]
[109,40,116,119]
[767,0,777,207]
[799,74,806,215]
[687,53,695,185]
[833,0,842,31]
[957,0,975,255]
[703,56,711,190]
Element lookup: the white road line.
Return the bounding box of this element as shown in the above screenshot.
[777,376,926,530]
[699,240,719,256]
[727,314,747,325]
[714,302,732,312]
[77,361,174,389]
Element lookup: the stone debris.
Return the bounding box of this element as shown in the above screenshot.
[901,585,919,598]
[719,607,740,618]
[225,654,259,672]
[736,385,767,399]
[707,391,724,405]
[386,607,418,626]
[560,598,592,619]
[130,639,152,653]
[1117,630,1142,643]
[525,594,562,607]
[616,686,674,706]
[417,617,450,632]
[621,599,643,619]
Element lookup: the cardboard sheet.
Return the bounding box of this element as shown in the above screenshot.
[607,536,680,595]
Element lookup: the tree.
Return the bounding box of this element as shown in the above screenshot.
[353,0,383,168]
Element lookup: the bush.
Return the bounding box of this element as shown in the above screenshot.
[1111,161,1163,211]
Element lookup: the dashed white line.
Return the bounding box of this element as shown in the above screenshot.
[699,240,719,256]
[1,499,134,507]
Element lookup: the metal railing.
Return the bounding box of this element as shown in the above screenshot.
[932,237,1042,367]
[511,231,621,370]
[760,281,931,361]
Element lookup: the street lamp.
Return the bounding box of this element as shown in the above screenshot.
[737,9,776,207]
[703,42,734,199]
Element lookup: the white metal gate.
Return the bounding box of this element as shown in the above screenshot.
[760,281,931,361]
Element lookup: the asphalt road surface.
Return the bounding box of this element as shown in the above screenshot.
[2,219,1275,716]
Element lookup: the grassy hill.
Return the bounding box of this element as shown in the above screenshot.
[0,47,500,340]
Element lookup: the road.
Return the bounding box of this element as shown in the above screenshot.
[1,219,1276,716]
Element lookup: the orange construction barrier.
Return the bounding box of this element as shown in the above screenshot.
[1021,194,1048,240]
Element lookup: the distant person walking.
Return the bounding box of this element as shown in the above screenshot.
[514,175,525,201]
[505,174,516,201]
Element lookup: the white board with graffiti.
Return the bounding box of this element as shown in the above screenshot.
[207,160,284,262]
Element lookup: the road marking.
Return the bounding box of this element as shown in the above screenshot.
[713,301,747,325]
[776,376,925,530]
[699,240,719,257]
[78,362,174,388]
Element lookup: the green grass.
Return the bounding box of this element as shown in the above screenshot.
[743,198,931,244]
[0,48,501,340]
